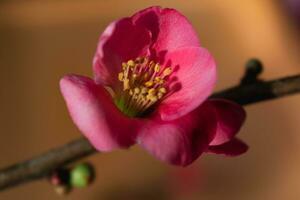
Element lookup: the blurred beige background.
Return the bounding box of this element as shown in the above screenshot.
[1,0,300,199]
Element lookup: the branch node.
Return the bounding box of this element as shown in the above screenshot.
[240,58,264,85]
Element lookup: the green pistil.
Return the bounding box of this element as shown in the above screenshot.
[115,97,138,117]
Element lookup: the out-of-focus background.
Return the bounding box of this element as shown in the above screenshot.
[1,0,300,199]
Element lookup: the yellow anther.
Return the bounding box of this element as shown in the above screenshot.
[154,64,160,72]
[146,94,155,101]
[122,62,127,70]
[150,96,158,102]
[154,77,164,84]
[141,87,148,94]
[123,79,130,90]
[155,77,160,81]
[149,61,155,68]
[132,73,138,79]
[148,88,156,95]
[116,58,171,117]
[159,87,167,94]
[129,89,133,96]
[145,81,154,87]
[118,72,124,81]
[127,60,135,67]
[163,67,172,76]
[134,87,140,94]
[157,92,164,99]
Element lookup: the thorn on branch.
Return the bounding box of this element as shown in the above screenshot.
[240,59,264,85]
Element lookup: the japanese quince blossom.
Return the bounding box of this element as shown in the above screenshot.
[60,6,248,166]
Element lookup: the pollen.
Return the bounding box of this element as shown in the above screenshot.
[115,57,173,117]
[127,60,135,67]
[154,64,160,72]
[163,67,172,76]
[145,81,154,87]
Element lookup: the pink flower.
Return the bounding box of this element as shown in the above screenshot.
[60,6,248,166]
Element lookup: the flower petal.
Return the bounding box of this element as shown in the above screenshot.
[157,47,216,121]
[132,6,201,54]
[60,75,139,151]
[208,138,248,156]
[138,103,216,166]
[209,99,246,146]
[93,18,151,87]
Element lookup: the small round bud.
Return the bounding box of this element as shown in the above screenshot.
[70,163,93,188]
[246,59,263,75]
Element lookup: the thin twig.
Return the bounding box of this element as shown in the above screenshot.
[211,74,300,105]
[1,61,300,191]
[0,138,96,190]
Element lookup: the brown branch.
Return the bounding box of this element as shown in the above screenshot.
[1,60,300,191]
[0,138,96,190]
[211,74,300,105]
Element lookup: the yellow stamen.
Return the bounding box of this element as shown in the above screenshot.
[148,88,156,95]
[127,60,135,67]
[159,87,167,94]
[134,87,140,94]
[154,77,164,84]
[163,67,172,76]
[116,57,172,117]
[118,72,124,81]
[132,73,138,80]
[122,62,127,69]
[149,61,154,67]
[141,87,148,94]
[154,64,160,72]
[150,96,158,102]
[123,78,130,90]
[145,81,154,87]
[129,89,133,96]
[157,92,163,99]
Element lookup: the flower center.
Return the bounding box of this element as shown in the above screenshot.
[115,57,173,117]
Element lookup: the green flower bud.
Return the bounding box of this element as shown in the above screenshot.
[70,163,93,188]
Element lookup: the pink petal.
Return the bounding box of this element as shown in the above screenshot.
[208,99,246,146]
[60,75,140,151]
[93,18,151,87]
[132,6,201,54]
[157,47,216,121]
[138,103,216,166]
[207,138,248,156]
